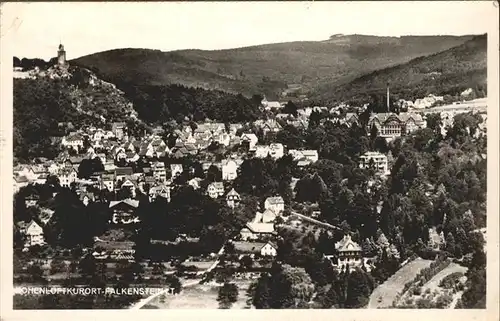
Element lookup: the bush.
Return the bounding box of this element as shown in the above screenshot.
[413,287,422,296]
[435,293,453,308]
[439,272,464,290]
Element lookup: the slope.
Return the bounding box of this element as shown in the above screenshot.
[313,34,487,105]
[13,66,137,162]
[368,258,433,309]
[71,35,474,98]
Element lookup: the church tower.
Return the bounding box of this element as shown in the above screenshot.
[57,43,68,67]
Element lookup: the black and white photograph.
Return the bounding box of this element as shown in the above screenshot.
[0,0,498,315]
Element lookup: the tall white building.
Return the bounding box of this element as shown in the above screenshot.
[359,152,389,175]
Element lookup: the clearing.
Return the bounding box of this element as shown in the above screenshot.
[368,258,433,309]
[143,281,252,309]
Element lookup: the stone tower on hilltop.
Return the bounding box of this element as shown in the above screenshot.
[57,43,68,68]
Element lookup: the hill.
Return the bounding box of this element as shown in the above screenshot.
[71,35,475,98]
[313,34,487,105]
[13,66,140,162]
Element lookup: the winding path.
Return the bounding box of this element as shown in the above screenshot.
[129,258,220,310]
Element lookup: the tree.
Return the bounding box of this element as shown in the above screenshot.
[252,264,315,309]
[217,283,239,309]
[50,260,67,275]
[78,254,97,279]
[240,255,254,269]
[27,261,45,283]
[283,101,298,117]
[445,232,457,256]
[345,268,373,308]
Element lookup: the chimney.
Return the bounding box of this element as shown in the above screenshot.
[386,82,390,112]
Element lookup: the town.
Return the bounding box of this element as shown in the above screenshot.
[12,41,488,310]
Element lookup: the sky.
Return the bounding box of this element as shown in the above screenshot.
[1,1,494,60]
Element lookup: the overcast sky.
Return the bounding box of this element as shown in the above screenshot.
[1,1,493,60]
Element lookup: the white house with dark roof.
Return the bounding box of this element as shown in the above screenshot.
[332,234,363,271]
[207,182,225,199]
[264,196,285,214]
[109,199,139,224]
[222,159,238,181]
[239,222,276,241]
[359,152,389,176]
[231,241,278,258]
[170,164,183,178]
[61,133,84,151]
[57,167,78,188]
[19,220,45,247]
[151,161,167,181]
[240,133,258,151]
[226,188,241,208]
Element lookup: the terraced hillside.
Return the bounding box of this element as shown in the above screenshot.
[368,258,433,309]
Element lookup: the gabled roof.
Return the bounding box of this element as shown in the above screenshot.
[232,241,268,254]
[109,199,139,209]
[226,188,240,197]
[14,175,29,183]
[265,196,284,205]
[335,234,361,252]
[115,167,133,176]
[245,222,275,234]
[208,182,224,190]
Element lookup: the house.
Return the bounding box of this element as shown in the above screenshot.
[61,133,84,151]
[261,97,283,110]
[101,173,115,192]
[427,227,445,251]
[226,188,241,208]
[231,241,278,258]
[115,167,134,181]
[79,192,95,206]
[214,132,231,146]
[254,145,271,158]
[151,161,167,181]
[13,175,29,193]
[222,159,238,181]
[261,119,282,134]
[24,194,39,207]
[332,234,363,271]
[14,165,36,181]
[345,113,360,127]
[58,168,78,188]
[207,182,224,199]
[188,178,203,190]
[19,220,45,247]
[268,143,284,159]
[149,183,171,202]
[367,112,425,139]
[240,133,258,151]
[170,164,183,178]
[125,152,140,163]
[359,152,389,175]
[259,209,277,223]
[112,122,126,139]
[288,150,319,164]
[239,222,276,241]
[93,239,135,261]
[264,196,285,214]
[117,177,138,198]
[109,199,139,224]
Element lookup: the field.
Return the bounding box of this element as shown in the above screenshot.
[368,258,433,309]
[143,281,252,309]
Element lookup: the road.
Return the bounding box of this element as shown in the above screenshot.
[289,211,341,231]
